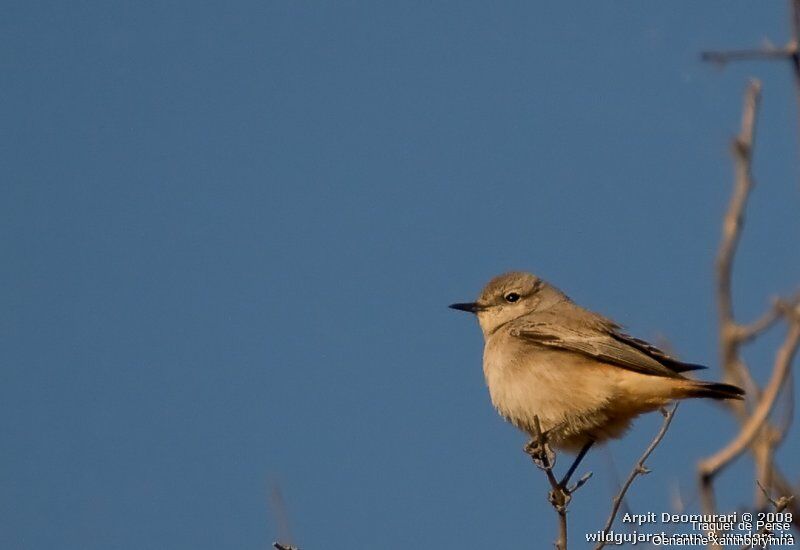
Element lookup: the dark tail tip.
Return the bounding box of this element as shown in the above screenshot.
[690,381,746,400]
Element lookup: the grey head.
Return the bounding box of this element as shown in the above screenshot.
[449,271,568,336]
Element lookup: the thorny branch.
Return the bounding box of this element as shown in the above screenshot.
[594,405,678,550]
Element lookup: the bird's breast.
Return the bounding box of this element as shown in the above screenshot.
[481,333,618,437]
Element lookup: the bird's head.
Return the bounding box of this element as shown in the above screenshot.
[450,271,564,336]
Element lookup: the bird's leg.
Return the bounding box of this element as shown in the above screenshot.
[559,440,594,489]
[525,417,571,514]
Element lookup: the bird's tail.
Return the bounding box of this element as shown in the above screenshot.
[681,380,745,400]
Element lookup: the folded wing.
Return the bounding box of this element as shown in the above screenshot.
[511,309,706,379]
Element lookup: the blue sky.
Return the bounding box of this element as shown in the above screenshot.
[2,2,799,548]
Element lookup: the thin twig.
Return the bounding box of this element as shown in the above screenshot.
[603,450,637,527]
[773,472,800,530]
[700,0,800,106]
[738,483,796,550]
[702,46,796,66]
[529,416,568,550]
[594,404,678,550]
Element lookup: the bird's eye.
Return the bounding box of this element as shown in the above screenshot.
[504,292,521,303]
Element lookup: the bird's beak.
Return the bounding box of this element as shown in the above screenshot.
[449,302,482,314]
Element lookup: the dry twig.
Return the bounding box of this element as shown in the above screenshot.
[525,417,595,549]
[738,483,796,550]
[701,0,800,109]
[698,75,800,539]
[594,404,678,550]
[528,417,569,550]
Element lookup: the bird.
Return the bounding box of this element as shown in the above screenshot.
[449,271,744,460]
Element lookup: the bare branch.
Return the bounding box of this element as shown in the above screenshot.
[528,416,568,550]
[701,70,800,536]
[741,299,799,510]
[715,79,760,322]
[716,79,762,393]
[698,319,800,480]
[594,404,678,550]
[772,471,800,532]
[736,298,786,343]
[701,46,795,66]
[700,1,800,134]
[739,484,796,550]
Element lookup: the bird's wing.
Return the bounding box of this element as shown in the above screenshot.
[510,310,703,378]
[609,332,706,373]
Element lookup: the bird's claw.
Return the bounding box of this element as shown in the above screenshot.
[524,438,556,470]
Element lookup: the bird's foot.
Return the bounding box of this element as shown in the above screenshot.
[548,485,571,511]
[523,437,556,470]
